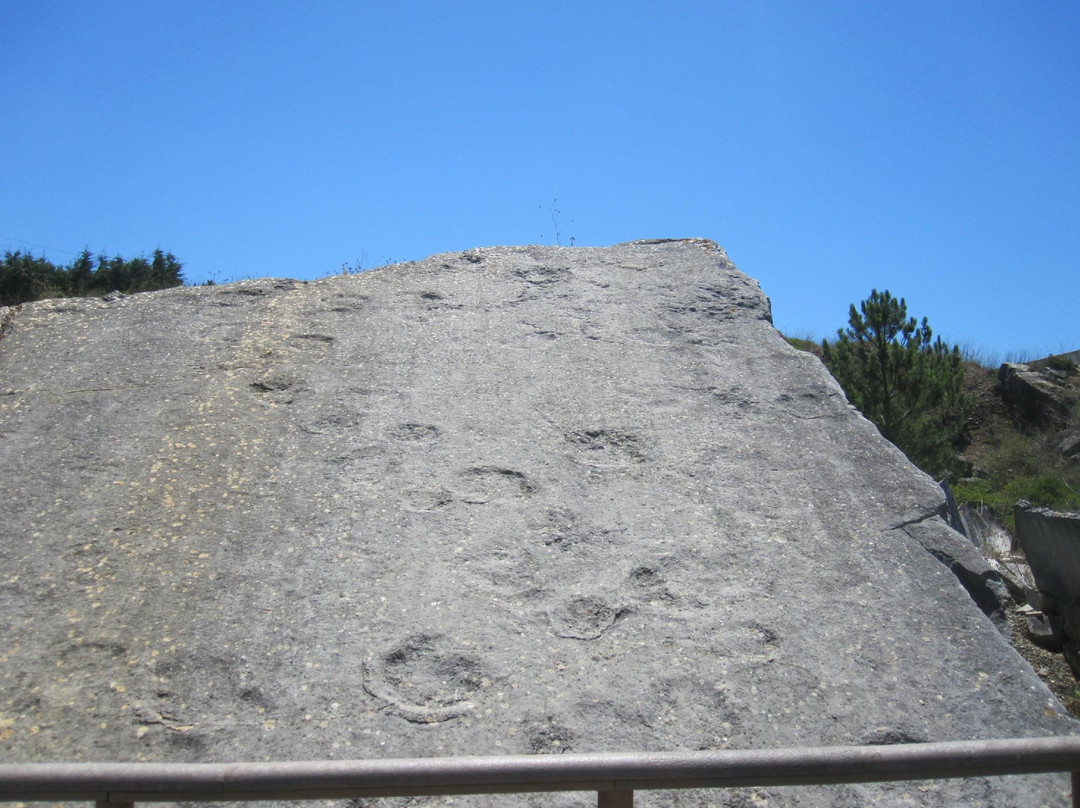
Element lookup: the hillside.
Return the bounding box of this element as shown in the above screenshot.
[958,356,1080,714]
[957,356,1080,527]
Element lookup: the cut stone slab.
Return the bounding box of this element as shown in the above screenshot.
[1016,503,1080,607]
[0,239,1075,806]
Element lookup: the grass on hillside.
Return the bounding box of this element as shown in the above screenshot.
[950,361,1080,531]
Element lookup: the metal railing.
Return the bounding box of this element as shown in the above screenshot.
[2,736,1080,808]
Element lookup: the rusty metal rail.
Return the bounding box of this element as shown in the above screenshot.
[2,736,1080,807]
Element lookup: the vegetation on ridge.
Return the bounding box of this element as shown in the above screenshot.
[0,249,184,306]
[786,292,1080,529]
[949,358,1080,531]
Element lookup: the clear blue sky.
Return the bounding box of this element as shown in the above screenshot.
[3,2,1077,362]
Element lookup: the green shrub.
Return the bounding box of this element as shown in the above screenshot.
[953,421,1080,530]
[821,289,972,478]
[783,335,819,354]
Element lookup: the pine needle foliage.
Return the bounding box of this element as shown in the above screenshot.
[0,248,184,306]
[822,289,971,477]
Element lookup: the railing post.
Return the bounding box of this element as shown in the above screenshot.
[1072,771,1080,808]
[598,789,633,808]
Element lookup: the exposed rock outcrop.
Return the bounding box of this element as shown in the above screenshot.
[1015,502,1080,672]
[0,240,1074,806]
[999,362,1076,429]
[1016,504,1080,606]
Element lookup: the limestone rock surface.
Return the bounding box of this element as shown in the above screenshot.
[0,240,1075,806]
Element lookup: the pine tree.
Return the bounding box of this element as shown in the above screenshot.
[0,248,184,304]
[0,251,57,305]
[65,250,95,296]
[149,249,184,289]
[821,289,970,477]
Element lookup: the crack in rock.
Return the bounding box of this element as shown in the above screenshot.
[888,507,946,532]
[898,513,1010,630]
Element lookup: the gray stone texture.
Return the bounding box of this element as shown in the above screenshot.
[0,240,1075,806]
[999,362,1074,428]
[1016,504,1080,606]
[1016,502,1080,677]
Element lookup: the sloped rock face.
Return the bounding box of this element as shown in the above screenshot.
[0,240,1075,806]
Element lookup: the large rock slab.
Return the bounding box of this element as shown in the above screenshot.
[0,240,1075,806]
[999,362,1075,428]
[1016,504,1080,607]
